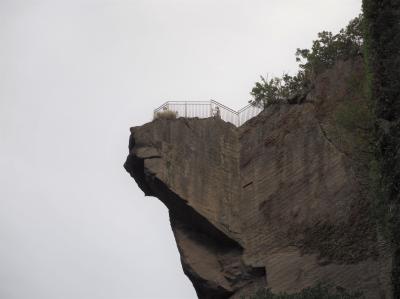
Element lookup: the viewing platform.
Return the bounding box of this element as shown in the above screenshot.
[153,100,263,127]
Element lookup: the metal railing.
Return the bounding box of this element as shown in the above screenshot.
[153,100,263,127]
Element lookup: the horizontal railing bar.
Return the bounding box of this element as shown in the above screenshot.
[160,101,211,104]
[238,104,254,113]
[211,100,239,115]
[161,103,211,106]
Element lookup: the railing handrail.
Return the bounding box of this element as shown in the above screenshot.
[153,100,262,127]
[210,100,239,115]
[238,104,256,114]
[154,101,169,112]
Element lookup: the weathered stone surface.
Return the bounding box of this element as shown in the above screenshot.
[124,59,393,298]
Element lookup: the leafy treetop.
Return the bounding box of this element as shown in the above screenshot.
[250,14,364,108]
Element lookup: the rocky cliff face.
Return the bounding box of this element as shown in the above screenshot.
[124,58,393,298]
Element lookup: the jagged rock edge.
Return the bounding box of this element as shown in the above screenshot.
[124,144,266,298]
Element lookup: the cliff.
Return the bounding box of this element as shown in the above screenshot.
[124,58,393,298]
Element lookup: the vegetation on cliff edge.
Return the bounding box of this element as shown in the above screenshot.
[362,0,400,297]
[249,15,363,108]
[248,6,400,296]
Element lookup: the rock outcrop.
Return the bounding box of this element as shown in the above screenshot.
[124,58,393,298]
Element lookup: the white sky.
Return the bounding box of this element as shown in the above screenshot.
[0,1,361,298]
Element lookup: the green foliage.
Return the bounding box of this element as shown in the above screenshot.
[250,14,363,108]
[363,0,400,297]
[362,0,400,247]
[241,284,363,299]
[249,72,307,108]
[296,15,363,76]
[250,76,288,108]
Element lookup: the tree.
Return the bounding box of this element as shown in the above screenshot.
[249,76,284,108]
[250,14,364,108]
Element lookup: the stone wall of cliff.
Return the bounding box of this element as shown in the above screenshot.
[124,58,393,298]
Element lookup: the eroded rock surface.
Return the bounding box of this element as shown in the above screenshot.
[124,59,393,298]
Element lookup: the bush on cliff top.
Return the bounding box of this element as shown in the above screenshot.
[155,110,177,120]
[250,14,363,108]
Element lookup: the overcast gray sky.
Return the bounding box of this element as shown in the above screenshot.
[0,1,361,298]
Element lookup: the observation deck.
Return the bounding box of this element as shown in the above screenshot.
[153,100,262,127]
